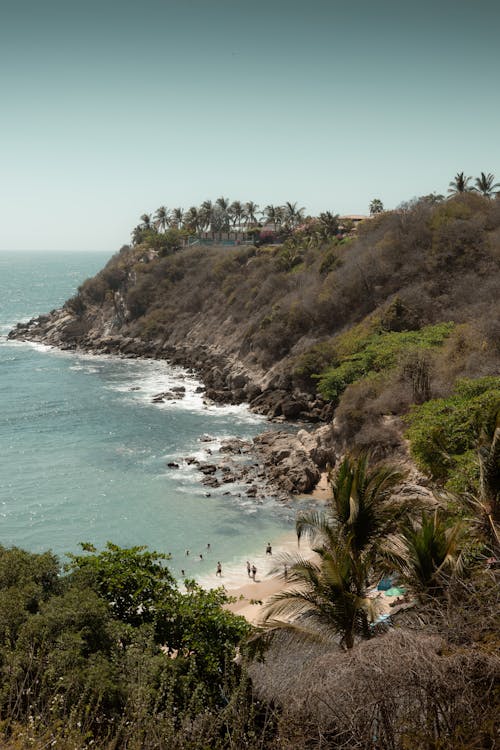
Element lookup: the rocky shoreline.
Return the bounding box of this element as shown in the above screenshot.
[9,310,334,423]
[183,427,336,498]
[9,311,338,498]
[8,312,436,505]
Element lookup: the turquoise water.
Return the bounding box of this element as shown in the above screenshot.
[0,250,297,580]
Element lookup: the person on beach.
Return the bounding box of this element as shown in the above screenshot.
[266,542,272,555]
[207,543,211,552]
[251,564,257,581]
[246,560,251,577]
[199,553,203,561]
[185,549,190,556]
[181,569,185,577]
[216,561,222,576]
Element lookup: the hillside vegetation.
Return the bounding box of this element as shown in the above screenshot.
[47,192,499,475]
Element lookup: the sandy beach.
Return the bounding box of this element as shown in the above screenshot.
[199,475,331,624]
[226,534,319,624]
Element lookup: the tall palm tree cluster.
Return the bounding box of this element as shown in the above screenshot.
[261,427,499,650]
[448,171,500,197]
[136,199,308,236]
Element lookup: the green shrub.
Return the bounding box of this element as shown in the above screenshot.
[406,376,500,489]
[293,339,338,388]
[317,322,454,402]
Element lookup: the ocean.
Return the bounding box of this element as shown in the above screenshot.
[0,250,301,584]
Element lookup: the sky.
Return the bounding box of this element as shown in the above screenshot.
[0,0,499,251]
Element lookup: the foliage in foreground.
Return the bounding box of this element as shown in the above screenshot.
[0,543,251,748]
[0,435,499,749]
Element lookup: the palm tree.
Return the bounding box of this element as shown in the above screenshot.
[297,454,404,560]
[257,456,403,650]
[318,211,340,238]
[215,196,231,233]
[369,198,384,215]
[447,172,472,195]
[387,512,465,595]
[261,537,375,650]
[244,201,259,226]
[171,207,184,228]
[229,200,244,230]
[283,201,305,230]
[264,204,284,232]
[472,172,500,198]
[183,206,201,234]
[465,413,500,550]
[154,206,169,232]
[199,200,214,233]
[140,213,152,230]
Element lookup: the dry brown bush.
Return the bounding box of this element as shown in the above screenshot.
[250,615,500,750]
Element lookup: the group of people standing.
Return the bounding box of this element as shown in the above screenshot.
[245,543,272,581]
[182,541,274,581]
[246,560,257,581]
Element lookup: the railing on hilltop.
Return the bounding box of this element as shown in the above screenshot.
[184,231,254,247]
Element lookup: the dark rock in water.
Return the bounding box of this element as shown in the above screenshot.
[167,462,180,469]
[205,387,231,402]
[232,387,247,402]
[184,456,198,465]
[199,434,215,442]
[199,463,217,475]
[171,386,186,395]
[246,485,258,497]
[130,386,141,391]
[153,390,184,402]
[249,388,288,416]
[202,476,220,488]
[195,386,204,393]
[219,437,248,454]
[245,383,262,401]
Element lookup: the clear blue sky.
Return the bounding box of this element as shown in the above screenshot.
[1,0,499,250]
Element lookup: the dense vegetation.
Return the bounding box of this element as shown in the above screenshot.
[0,543,255,749]
[407,376,500,493]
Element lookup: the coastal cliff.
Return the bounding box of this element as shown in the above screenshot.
[10,193,500,477]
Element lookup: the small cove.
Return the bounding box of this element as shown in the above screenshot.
[0,251,309,579]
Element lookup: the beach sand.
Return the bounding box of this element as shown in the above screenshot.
[309,470,331,501]
[198,474,331,624]
[198,531,316,624]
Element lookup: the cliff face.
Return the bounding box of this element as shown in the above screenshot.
[10,194,500,432]
[10,286,334,422]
